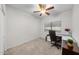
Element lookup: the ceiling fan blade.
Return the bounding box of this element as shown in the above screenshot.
[38,4,46,10]
[40,13,42,16]
[42,4,46,9]
[39,4,42,7]
[46,6,54,11]
[45,12,50,15]
[33,11,40,13]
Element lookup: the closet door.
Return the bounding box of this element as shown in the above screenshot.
[0,4,5,55]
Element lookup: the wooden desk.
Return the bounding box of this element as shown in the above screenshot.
[62,40,79,55]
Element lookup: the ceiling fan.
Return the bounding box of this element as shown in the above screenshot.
[33,4,54,16]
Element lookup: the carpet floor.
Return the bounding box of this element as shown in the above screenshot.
[5,38,62,55]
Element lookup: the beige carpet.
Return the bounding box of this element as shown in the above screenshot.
[5,38,62,55]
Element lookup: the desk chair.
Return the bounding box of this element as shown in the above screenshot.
[46,30,62,49]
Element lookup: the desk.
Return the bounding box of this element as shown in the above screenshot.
[45,33,68,42]
[62,40,79,55]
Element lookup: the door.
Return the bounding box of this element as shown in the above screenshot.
[0,4,5,55]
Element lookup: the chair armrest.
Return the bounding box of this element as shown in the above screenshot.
[56,36,62,41]
[45,34,50,41]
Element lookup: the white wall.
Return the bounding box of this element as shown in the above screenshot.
[41,10,72,39]
[72,5,79,47]
[59,10,72,33]
[5,6,41,49]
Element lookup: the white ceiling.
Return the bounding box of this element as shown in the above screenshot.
[6,4,73,18]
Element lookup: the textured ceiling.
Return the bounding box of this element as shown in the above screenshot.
[6,4,73,18]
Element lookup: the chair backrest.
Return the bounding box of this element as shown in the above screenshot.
[49,30,56,41]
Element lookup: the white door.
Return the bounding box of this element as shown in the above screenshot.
[0,4,5,55]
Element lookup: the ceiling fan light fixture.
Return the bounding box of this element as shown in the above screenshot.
[40,9,46,14]
[34,4,54,16]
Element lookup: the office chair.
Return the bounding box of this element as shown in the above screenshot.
[49,30,62,49]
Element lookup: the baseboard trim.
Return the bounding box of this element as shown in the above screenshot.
[5,37,42,51]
